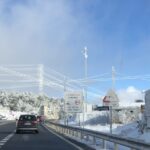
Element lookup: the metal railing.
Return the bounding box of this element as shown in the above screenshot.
[45,121,150,150]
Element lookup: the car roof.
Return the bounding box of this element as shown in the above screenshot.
[20,114,36,117]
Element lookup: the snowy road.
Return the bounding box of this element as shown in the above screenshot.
[0,122,94,150]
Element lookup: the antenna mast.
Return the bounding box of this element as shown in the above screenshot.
[112,66,115,90]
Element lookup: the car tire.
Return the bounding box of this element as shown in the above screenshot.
[35,130,39,134]
[16,130,20,134]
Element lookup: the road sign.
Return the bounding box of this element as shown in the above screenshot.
[64,91,83,113]
[94,106,109,111]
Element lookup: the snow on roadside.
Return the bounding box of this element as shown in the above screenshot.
[113,122,139,137]
[60,111,150,143]
[84,124,120,133]
[0,105,28,120]
[139,132,150,143]
[84,122,150,142]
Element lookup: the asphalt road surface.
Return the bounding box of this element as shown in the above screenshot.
[0,121,92,150]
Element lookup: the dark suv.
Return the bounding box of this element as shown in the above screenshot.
[16,114,39,134]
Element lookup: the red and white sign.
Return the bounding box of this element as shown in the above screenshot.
[103,96,110,106]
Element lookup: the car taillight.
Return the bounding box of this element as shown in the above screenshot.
[18,121,23,125]
[32,121,37,125]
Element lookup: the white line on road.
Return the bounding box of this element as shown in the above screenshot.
[0,140,8,142]
[43,124,84,150]
[0,131,15,149]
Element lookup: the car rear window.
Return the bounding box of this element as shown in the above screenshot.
[19,115,36,121]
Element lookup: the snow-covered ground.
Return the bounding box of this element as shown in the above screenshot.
[61,121,149,150]
[59,110,150,150]
[0,105,29,120]
[84,121,148,140]
[83,122,150,150]
[84,123,121,133]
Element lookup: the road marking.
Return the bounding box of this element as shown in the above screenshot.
[3,138,9,140]
[43,124,84,150]
[1,140,7,142]
[0,131,15,149]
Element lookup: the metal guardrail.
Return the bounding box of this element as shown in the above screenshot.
[45,121,150,150]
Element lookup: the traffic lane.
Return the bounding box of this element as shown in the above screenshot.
[2,124,81,150]
[0,122,15,141]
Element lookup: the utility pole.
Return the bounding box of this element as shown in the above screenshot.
[112,66,115,90]
[82,46,88,128]
[110,106,112,134]
[63,76,67,125]
[84,47,88,80]
[110,66,115,134]
[38,64,44,116]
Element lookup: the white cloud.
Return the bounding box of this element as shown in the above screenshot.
[117,86,143,106]
[0,1,84,70]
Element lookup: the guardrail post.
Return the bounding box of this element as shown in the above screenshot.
[60,127,61,133]
[86,135,89,142]
[67,129,69,135]
[80,131,83,140]
[114,143,118,150]
[75,131,77,138]
[76,131,79,138]
[102,139,106,149]
[93,136,96,145]
[69,129,72,136]
[70,129,72,137]
[74,131,77,138]
[76,131,78,138]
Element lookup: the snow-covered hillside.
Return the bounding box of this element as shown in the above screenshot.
[0,91,62,120]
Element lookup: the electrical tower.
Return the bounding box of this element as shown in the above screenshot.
[38,64,44,95]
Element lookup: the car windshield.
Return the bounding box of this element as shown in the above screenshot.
[19,115,36,121]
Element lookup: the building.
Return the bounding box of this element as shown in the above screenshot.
[144,90,150,130]
[39,100,61,120]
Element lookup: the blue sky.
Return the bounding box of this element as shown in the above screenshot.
[0,0,150,100]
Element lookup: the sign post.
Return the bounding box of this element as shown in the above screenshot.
[109,106,112,134]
